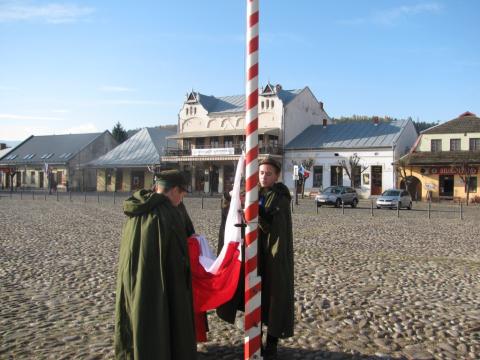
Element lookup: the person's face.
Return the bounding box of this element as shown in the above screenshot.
[259,164,279,189]
[165,186,186,207]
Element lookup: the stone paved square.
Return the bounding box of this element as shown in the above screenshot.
[1,195,479,359]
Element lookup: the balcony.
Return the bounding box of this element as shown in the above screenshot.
[164,144,283,157]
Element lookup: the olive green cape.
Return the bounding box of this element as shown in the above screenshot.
[114,190,197,359]
[216,184,295,339]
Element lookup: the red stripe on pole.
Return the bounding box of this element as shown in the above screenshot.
[244,307,261,329]
[245,118,258,135]
[247,89,258,108]
[245,173,258,193]
[248,36,259,54]
[249,11,259,27]
[244,220,259,242]
[248,63,258,80]
[245,254,259,274]
[245,281,261,299]
[244,335,261,358]
[245,146,258,163]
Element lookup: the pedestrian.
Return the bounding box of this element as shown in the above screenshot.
[258,156,294,359]
[114,169,197,360]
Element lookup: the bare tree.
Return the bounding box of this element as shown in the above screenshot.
[396,157,414,191]
[452,160,474,205]
[338,153,368,188]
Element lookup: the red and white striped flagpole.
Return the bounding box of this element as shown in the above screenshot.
[244,0,261,359]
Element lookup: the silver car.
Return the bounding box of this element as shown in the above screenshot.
[376,189,412,209]
[315,186,359,208]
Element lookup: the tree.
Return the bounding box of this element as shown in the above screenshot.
[112,122,128,144]
[452,160,475,205]
[396,157,414,190]
[413,121,438,133]
[338,154,368,188]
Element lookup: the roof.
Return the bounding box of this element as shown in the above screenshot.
[88,127,175,168]
[191,88,303,115]
[285,120,410,150]
[400,150,480,165]
[0,147,12,159]
[422,112,480,134]
[0,132,106,165]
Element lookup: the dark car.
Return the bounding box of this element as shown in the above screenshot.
[315,186,359,208]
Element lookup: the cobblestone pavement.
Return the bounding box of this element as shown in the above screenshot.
[1,195,479,359]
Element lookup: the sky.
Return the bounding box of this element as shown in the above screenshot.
[1,0,479,142]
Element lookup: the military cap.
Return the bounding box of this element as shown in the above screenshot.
[155,170,190,192]
[259,156,281,172]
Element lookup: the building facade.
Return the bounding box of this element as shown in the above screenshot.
[162,83,330,194]
[88,127,175,192]
[399,112,480,202]
[284,118,418,198]
[0,132,117,191]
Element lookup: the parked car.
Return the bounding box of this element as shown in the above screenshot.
[315,186,359,208]
[376,189,412,209]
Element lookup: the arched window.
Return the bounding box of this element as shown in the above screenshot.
[271,100,274,108]
[266,101,269,109]
[261,101,264,110]
[186,108,189,115]
[194,107,197,115]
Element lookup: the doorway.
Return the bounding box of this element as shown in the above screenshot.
[371,166,383,195]
[131,171,144,191]
[439,175,454,198]
[115,170,123,191]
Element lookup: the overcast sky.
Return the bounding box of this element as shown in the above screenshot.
[1,0,479,141]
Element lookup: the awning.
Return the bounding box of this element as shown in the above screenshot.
[166,128,280,139]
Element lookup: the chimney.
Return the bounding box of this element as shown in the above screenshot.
[373,116,379,126]
[322,119,327,128]
[0,143,6,150]
[319,101,324,110]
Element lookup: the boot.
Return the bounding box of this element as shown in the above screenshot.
[263,334,278,359]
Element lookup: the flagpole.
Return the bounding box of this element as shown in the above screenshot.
[244,0,261,359]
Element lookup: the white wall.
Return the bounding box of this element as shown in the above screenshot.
[283,149,395,198]
[283,88,330,145]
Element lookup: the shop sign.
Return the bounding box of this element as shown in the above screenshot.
[430,167,478,175]
[192,148,235,156]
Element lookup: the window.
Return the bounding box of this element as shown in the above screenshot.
[467,177,477,193]
[352,166,361,188]
[210,137,219,148]
[22,171,27,184]
[271,100,274,108]
[266,100,269,109]
[313,166,323,188]
[31,171,36,185]
[106,169,112,186]
[431,139,442,152]
[470,138,480,151]
[56,171,63,186]
[450,139,461,151]
[224,136,233,148]
[186,108,189,115]
[331,166,343,186]
[261,101,264,110]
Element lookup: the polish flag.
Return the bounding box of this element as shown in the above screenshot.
[188,154,244,341]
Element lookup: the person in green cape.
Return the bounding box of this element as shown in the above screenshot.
[216,157,294,360]
[114,170,197,360]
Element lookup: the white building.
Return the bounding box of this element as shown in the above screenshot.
[284,118,418,198]
[162,83,330,194]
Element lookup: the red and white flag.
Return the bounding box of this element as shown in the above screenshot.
[188,154,244,341]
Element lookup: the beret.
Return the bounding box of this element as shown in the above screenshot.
[155,170,189,192]
[259,156,281,172]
